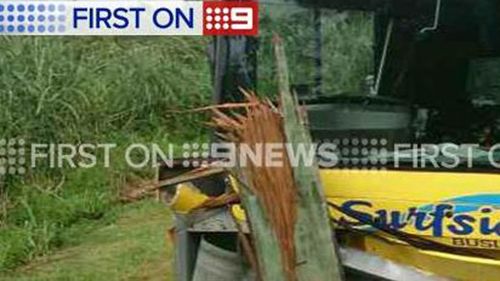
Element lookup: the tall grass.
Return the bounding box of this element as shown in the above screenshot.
[0,37,212,143]
[0,9,373,272]
[0,36,213,271]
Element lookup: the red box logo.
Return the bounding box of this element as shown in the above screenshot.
[203,1,258,36]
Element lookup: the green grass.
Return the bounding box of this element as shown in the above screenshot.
[0,36,212,272]
[0,37,212,143]
[0,200,174,281]
[0,166,118,270]
[0,138,199,272]
[0,8,373,275]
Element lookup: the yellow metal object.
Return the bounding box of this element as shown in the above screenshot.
[167,183,209,214]
[228,169,500,278]
[320,169,500,202]
[324,169,500,279]
[322,169,500,248]
[228,175,241,193]
[353,234,500,281]
[231,204,246,221]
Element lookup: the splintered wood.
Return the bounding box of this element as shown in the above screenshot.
[210,36,343,281]
[212,92,298,281]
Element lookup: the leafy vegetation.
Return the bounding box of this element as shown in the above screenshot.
[1,200,174,281]
[0,37,212,143]
[0,7,373,275]
[258,7,373,96]
[0,36,212,271]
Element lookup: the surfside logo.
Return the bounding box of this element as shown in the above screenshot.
[0,1,258,36]
[338,199,500,238]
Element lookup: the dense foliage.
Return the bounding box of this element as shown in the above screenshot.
[0,9,372,271]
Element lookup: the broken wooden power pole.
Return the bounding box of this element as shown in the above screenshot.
[274,35,344,281]
[212,36,344,281]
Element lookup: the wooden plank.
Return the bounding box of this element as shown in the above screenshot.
[274,35,344,281]
[237,172,287,281]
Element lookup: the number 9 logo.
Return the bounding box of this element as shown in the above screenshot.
[231,8,253,30]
